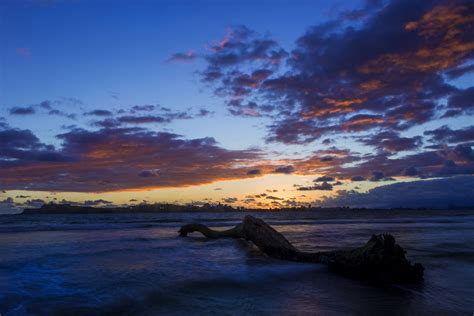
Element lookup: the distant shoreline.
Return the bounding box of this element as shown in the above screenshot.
[21,203,474,215]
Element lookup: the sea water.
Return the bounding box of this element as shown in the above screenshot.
[0,210,473,315]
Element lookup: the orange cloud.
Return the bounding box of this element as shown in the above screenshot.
[360,1,474,74]
[359,80,383,91]
[323,97,367,107]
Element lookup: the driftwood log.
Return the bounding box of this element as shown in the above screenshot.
[179,215,424,284]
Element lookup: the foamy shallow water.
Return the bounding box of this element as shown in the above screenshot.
[1,210,473,315]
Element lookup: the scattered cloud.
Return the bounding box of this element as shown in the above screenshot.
[166,50,197,63]
[197,108,215,117]
[314,176,335,182]
[131,105,156,112]
[298,182,333,191]
[195,0,474,161]
[10,106,36,115]
[48,109,76,120]
[425,125,474,144]
[83,199,113,206]
[8,99,79,120]
[265,195,283,200]
[222,197,238,203]
[0,125,267,192]
[274,165,295,174]
[247,169,261,175]
[84,109,113,116]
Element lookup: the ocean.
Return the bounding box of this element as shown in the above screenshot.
[0,209,473,315]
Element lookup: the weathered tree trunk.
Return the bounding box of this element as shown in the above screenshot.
[179,215,424,284]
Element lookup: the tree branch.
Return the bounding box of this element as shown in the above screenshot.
[179,215,424,284]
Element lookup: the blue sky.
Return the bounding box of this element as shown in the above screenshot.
[1,0,474,211]
[2,0,364,149]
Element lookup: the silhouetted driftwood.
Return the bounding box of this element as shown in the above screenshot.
[179,215,424,284]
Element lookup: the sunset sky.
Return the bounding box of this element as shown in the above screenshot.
[1,0,474,211]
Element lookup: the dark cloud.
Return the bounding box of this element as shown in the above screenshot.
[358,131,422,153]
[0,117,7,128]
[197,108,214,117]
[93,118,121,128]
[83,199,113,206]
[84,109,113,116]
[205,25,287,68]
[404,166,419,176]
[294,148,362,175]
[453,144,474,161]
[446,64,474,79]
[293,142,474,182]
[273,165,295,174]
[0,126,71,166]
[425,125,474,144]
[48,109,76,119]
[339,0,385,21]
[113,113,192,125]
[162,111,193,121]
[9,106,36,115]
[357,150,452,178]
[166,50,197,63]
[314,176,335,182]
[9,99,80,119]
[38,101,52,109]
[138,170,158,177]
[15,195,31,199]
[247,169,261,175]
[0,126,266,192]
[370,171,385,181]
[222,197,238,203]
[447,86,474,114]
[117,115,168,124]
[319,176,474,208]
[201,25,288,117]
[265,195,284,200]
[297,181,333,191]
[91,106,195,127]
[85,104,207,128]
[322,138,333,145]
[320,156,334,162]
[59,97,83,106]
[131,105,156,112]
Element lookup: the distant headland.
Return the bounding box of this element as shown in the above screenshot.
[23,202,239,214]
[21,202,472,214]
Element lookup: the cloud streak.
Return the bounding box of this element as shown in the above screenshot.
[166,50,197,63]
